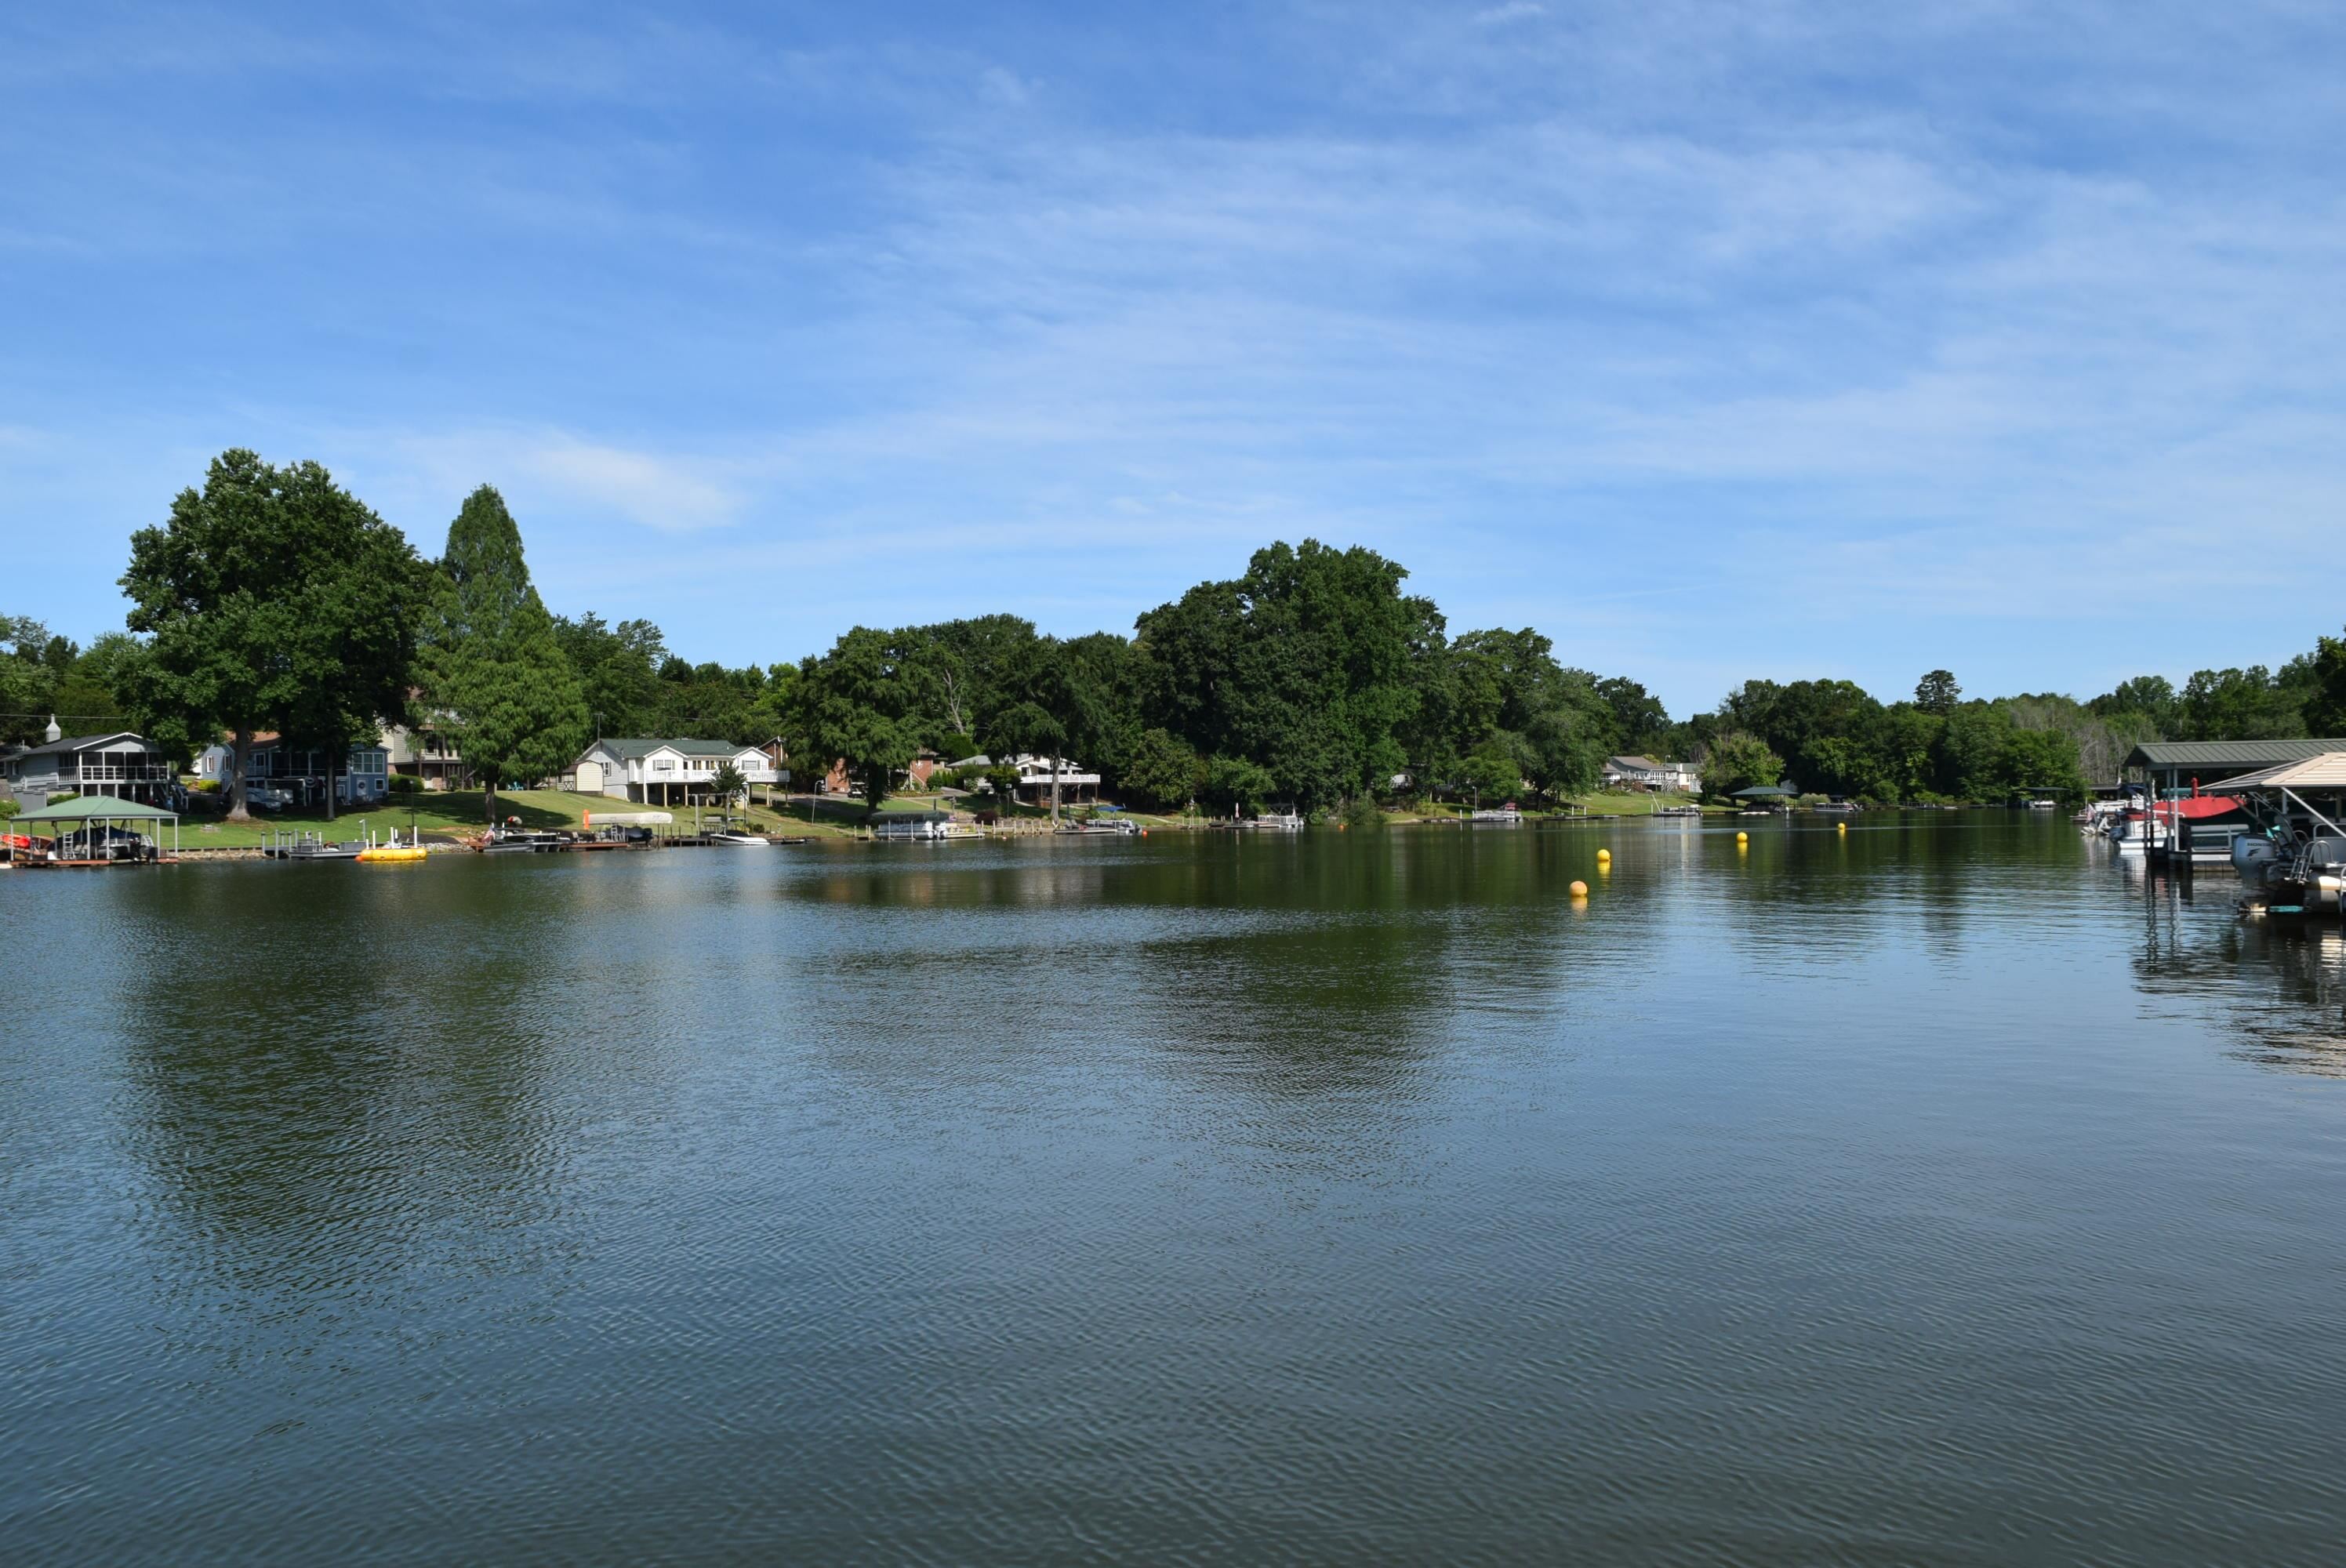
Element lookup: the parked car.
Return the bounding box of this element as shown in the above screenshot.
[244,786,291,811]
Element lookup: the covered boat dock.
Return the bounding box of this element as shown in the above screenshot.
[3,795,180,866]
[2125,739,2346,796]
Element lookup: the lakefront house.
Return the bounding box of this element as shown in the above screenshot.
[1603,755,1701,793]
[0,723,176,806]
[570,738,777,805]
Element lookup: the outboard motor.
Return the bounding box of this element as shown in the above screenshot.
[2233,833,2282,884]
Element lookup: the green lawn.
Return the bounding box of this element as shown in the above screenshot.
[1554,791,1719,816]
[175,789,884,848]
[171,789,612,848]
[1396,791,1716,821]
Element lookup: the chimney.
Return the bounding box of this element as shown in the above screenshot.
[44,714,60,743]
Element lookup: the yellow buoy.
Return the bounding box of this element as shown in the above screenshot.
[1836,822,1847,834]
[1735,830,1749,844]
[1596,848,1611,863]
[1569,880,1589,898]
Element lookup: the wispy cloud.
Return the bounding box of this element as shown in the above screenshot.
[2,2,2342,706]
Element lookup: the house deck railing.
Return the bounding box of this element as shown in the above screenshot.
[71,762,175,782]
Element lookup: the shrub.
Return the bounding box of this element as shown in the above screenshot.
[48,792,78,805]
[389,774,419,795]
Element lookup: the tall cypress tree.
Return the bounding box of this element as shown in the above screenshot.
[418,485,587,822]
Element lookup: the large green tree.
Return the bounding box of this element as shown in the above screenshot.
[2304,629,2346,737]
[554,612,667,739]
[119,450,424,819]
[1135,540,1440,811]
[790,626,932,811]
[1121,728,1205,811]
[1,615,61,746]
[2174,665,2304,742]
[985,701,1066,816]
[416,485,588,822]
[1700,731,1785,799]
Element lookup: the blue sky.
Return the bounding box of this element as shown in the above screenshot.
[4,2,2340,715]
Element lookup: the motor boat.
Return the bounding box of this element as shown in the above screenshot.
[481,827,572,854]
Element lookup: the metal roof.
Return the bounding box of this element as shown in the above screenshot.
[2204,753,2346,793]
[583,737,755,761]
[12,794,178,822]
[1730,784,1798,798]
[2124,739,2346,771]
[11,731,151,760]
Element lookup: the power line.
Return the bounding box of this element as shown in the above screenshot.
[0,712,132,724]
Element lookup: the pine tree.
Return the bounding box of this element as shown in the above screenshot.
[418,486,588,822]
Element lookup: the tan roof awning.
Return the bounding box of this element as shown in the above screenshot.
[2205,752,2346,793]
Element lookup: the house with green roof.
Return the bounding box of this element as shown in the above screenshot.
[572,738,777,806]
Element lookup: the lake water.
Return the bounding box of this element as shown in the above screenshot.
[5,816,2345,1564]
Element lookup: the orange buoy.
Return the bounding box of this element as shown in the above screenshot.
[1569,879,1589,897]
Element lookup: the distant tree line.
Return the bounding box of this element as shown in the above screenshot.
[8,448,2346,819]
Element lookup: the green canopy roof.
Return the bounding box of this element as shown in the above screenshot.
[11,794,178,822]
[1729,784,1799,799]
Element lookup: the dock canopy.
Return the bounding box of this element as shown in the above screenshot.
[1729,784,1799,800]
[2203,753,2346,793]
[12,796,180,823]
[8,793,181,860]
[2124,739,2346,781]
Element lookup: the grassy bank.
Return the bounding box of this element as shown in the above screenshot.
[176,789,860,848]
[1395,792,1714,821]
[167,786,1716,850]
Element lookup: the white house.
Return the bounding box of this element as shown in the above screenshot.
[571,738,776,805]
[1006,753,1100,806]
[1603,754,1699,793]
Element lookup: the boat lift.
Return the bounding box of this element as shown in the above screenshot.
[2206,754,2346,917]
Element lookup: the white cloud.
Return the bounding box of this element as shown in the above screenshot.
[377,430,746,538]
[521,438,743,532]
[979,66,1033,107]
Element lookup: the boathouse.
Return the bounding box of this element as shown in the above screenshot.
[2123,739,2346,797]
[4,793,180,864]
